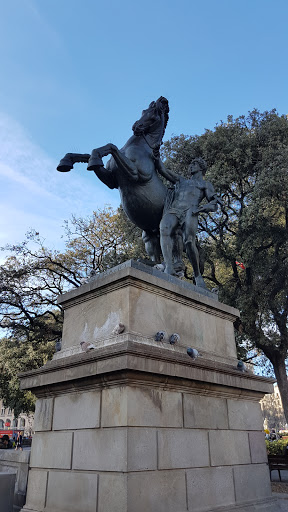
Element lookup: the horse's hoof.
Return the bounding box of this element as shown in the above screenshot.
[57,156,74,172]
[87,150,104,171]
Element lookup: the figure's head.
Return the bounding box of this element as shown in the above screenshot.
[132,97,169,143]
[188,157,207,176]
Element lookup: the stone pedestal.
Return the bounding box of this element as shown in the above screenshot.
[20,261,278,512]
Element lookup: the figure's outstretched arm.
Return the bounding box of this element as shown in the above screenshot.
[154,159,180,184]
[197,182,222,213]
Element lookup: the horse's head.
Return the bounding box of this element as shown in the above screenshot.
[132,97,169,150]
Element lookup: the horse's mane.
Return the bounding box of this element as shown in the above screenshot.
[156,96,169,135]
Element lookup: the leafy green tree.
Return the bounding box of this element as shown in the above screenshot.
[0,206,145,413]
[162,109,288,420]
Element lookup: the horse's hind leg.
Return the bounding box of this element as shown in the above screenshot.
[142,231,161,264]
[57,153,91,172]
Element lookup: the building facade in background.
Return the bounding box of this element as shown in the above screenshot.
[261,383,288,431]
[0,400,34,436]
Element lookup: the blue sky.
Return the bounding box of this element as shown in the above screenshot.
[1,0,288,251]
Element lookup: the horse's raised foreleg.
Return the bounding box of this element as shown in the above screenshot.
[88,144,138,182]
[57,153,91,172]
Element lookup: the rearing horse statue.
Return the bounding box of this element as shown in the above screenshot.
[57,97,178,262]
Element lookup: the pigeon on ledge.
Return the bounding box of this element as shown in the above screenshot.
[112,323,125,335]
[155,331,167,342]
[80,341,96,352]
[236,360,247,372]
[55,339,62,352]
[187,347,200,360]
[169,333,180,345]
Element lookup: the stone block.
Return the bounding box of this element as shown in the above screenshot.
[98,473,127,512]
[101,386,128,426]
[158,429,209,469]
[249,431,268,463]
[183,394,228,429]
[127,470,187,512]
[186,466,235,511]
[30,432,73,469]
[227,399,263,430]
[25,470,48,511]
[102,386,183,427]
[127,428,157,471]
[233,463,271,503]
[0,472,15,512]
[209,430,251,466]
[53,390,100,430]
[73,428,127,471]
[34,398,53,431]
[46,471,98,512]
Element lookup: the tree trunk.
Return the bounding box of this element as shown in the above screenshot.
[270,352,288,425]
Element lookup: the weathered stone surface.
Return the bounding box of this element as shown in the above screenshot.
[0,472,16,512]
[102,386,183,427]
[183,394,228,429]
[53,390,100,430]
[186,466,235,511]
[249,431,268,463]
[57,263,239,364]
[61,286,129,350]
[0,450,30,465]
[127,428,157,471]
[98,473,127,512]
[233,463,271,503]
[34,398,53,431]
[127,470,187,512]
[30,432,73,469]
[228,399,264,430]
[46,471,98,512]
[158,429,209,469]
[25,470,48,511]
[0,449,30,495]
[73,429,127,471]
[209,430,251,466]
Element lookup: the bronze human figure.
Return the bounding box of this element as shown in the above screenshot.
[57,97,177,263]
[157,158,220,288]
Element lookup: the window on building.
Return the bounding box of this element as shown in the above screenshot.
[1,408,5,416]
[20,418,25,428]
[12,419,17,428]
[0,420,4,428]
[5,419,11,427]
